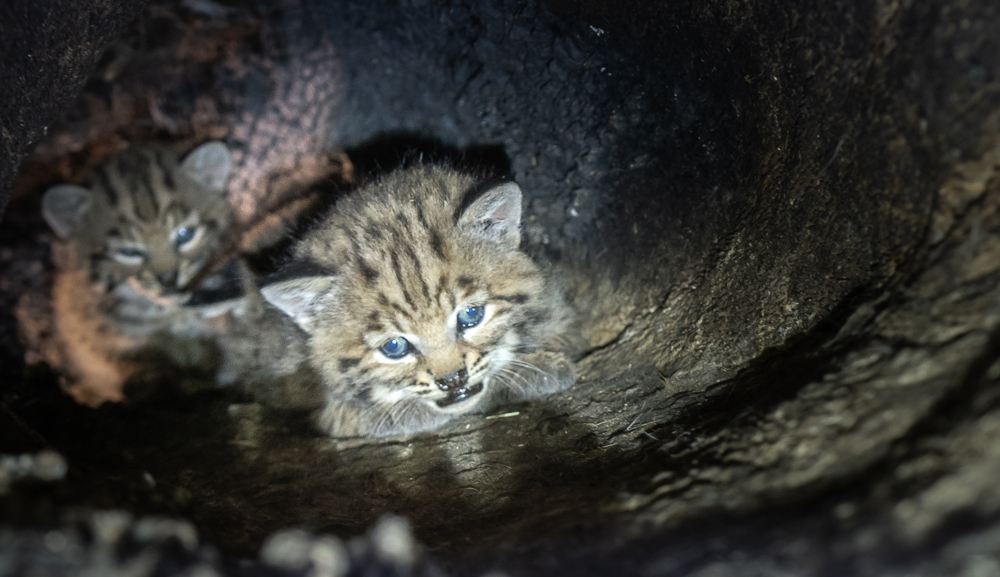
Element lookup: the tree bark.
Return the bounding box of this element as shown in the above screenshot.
[3,1,1000,576]
[0,0,147,216]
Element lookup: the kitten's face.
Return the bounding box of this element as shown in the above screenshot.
[264,166,558,422]
[98,201,220,295]
[319,240,546,417]
[43,142,232,298]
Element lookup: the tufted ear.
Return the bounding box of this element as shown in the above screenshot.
[42,184,93,238]
[260,274,338,334]
[180,141,231,192]
[457,181,523,249]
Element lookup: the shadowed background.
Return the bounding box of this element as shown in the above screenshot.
[3,1,1000,576]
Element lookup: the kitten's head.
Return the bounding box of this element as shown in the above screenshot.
[42,142,232,296]
[263,166,560,427]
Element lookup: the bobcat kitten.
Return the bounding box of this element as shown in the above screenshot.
[39,142,233,405]
[262,165,580,437]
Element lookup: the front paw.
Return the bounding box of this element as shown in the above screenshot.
[527,351,576,394]
[495,351,575,400]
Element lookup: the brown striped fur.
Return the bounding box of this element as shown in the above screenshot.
[39,142,233,404]
[262,165,580,437]
[43,143,232,296]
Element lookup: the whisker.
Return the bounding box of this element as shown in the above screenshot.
[505,359,558,381]
[494,368,529,396]
[392,400,418,433]
[381,403,403,436]
[491,373,525,399]
[371,398,401,436]
[511,343,543,354]
[388,397,418,435]
[369,407,391,436]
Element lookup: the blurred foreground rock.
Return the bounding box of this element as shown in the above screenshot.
[4,0,1000,576]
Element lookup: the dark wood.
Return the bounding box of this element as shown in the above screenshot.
[3,1,1000,576]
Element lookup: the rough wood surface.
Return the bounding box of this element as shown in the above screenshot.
[3,1,1000,576]
[0,0,147,216]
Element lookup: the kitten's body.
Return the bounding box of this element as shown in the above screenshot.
[37,142,234,405]
[263,165,582,437]
[198,267,322,411]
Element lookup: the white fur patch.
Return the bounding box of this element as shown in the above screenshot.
[260,276,337,333]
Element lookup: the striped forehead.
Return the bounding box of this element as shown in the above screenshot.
[365,240,463,328]
[90,149,187,225]
[344,229,481,329]
[365,276,485,339]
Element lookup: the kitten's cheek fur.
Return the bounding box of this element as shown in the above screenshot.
[370,383,413,406]
[318,399,362,437]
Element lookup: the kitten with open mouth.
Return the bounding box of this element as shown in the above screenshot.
[261,165,580,437]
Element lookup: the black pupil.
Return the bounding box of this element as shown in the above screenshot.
[381,338,408,358]
[459,306,484,328]
[175,226,196,246]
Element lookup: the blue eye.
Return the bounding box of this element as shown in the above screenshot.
[174,226,198,248]
[379,337,411,359]
[457,305,485,329]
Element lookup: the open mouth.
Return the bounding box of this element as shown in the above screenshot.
[435,382,484,408]
[124,277,191,306]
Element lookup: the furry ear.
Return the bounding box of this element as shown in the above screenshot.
[260,275,337,334]
[180,141,231,191]
[42,184,93,238]
[458,181,523,249]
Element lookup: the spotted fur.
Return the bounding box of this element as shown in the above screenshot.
[262,165,579,437]
[40,142,233,405]
[43,142,232,304]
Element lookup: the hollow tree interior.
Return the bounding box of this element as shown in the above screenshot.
[3,1,1000,575]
